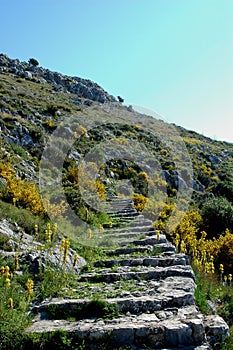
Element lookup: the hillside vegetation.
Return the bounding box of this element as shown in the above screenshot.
[0,54,232,349]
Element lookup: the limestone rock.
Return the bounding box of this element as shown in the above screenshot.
[204,315,229,346]
[20,247,86,274]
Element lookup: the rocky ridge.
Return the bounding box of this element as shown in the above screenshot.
[0,53,116,103]
[27,197,229,349]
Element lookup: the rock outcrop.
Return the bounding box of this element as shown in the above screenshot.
[0,53,116,103]
[0,219,86,273]
[27,197,229,349]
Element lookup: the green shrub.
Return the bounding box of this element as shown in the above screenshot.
[36,266,77,301]
[83,298,119,319]
[201,197,233,238]
[220,328,233,350]
[46,297,119,320]
[0,271,32,350]
[10,143,28,158]
[28,58,39,67]
[214,181,233,204]
[45,105,58,116]
[0,200,44,234]
[0,233,12,251]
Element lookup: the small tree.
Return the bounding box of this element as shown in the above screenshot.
[28,58,39,67]
[117,96,124,103]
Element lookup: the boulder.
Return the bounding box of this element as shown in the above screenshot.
[204,315,229,346]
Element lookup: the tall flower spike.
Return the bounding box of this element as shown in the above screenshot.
[34,224,38,235]
[73,253,79,267]
[8,298,13,309]
[45,229,52,243]
[26,279,34,301]
[53,223,58,233]
[63,238,70,263]
[5,278,11,288]
[14,254,19,271]
[210,262,215,274]
[87,229,92,239]
[219,264,224,282]
[60,238,65,252]
[5,266,10,278]
[228,274,232,286]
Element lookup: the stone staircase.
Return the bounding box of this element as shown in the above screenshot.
[27,197,228,349]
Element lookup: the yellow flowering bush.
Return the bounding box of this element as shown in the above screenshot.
[0,162,45,216]
[168,208,233,275]
[0,162,69,220]
[132,193,148,212]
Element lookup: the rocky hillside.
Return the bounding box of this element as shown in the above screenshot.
[0,54,233,349]
[0,54,232,196]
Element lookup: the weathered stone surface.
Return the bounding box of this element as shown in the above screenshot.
[80,265,195,283]
[27,308,209,349]
[204,315,229,346]
[20,247,86,274]
[119,235,167,246]
[0,219,37,252]
[0,220,86,273]
[94,254,188,268]
[163,320,193,347]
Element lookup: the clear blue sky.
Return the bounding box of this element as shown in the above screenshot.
[1,0,233,142]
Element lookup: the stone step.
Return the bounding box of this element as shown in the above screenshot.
[104,224,155,234]
[107,230,156,239]
[105,243,176,256]
[102,221,135,229]
[106,206,135,213]
[107,197,133,203]
[106,207,134,212]
[106,201,134,208]
[101,233,167,246]
[102,230,157,240]
[106,205,137,214]
[119,235,167,248]
[118,235,168,247]
[108,205,136,210]
[93,254,189,268]
[110,212,139,219]
[31,283,196,318]
[111,216,139,222]
[107,211,140,220]
[125,218,153,227]
[80,265,195,283]
[27,305,224,349]
[77,276,195,302]
[107,213,149,223]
